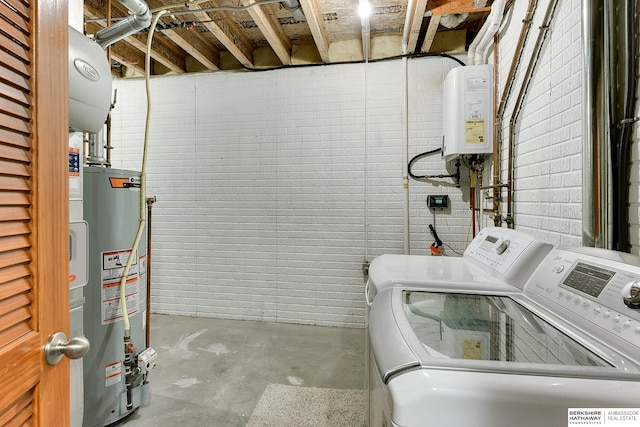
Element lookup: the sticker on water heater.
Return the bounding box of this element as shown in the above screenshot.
[68,148,80,176]
[101,249,140,325]
[462,339,482,360]
[102,249,137,272]
[105,361,122,387]
[465,119,485,144]
[139,255,147,276]
[102,278,139,324]
[109,176,141,189]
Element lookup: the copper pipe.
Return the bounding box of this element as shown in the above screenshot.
[479,183,509,190]
[106,0,113,167]
[470,170,477,237]
[507,0,560,228]
[492,34,500,225]
[494,0,538,227]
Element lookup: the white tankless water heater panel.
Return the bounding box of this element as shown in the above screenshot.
[442,64,494,159]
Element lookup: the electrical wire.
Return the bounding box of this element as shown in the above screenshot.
[118,9,168,335]
[153,0,285,15]
[442,242,463,256]
[238,52,466,73]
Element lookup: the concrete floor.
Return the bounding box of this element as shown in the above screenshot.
[118,314,366,426]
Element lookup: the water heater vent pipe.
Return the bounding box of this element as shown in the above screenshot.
[93,0,152,49]
[468,0,506,65]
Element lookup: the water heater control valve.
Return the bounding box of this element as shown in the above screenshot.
[137,347,158,376]
[622,281,640,309]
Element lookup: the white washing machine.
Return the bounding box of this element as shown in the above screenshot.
[366,227,553,305]
[364,227,552,425]
[368,244,640,427]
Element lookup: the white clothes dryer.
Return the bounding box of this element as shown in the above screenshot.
[368,244,640,427]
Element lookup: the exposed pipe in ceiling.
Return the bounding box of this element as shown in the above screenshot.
[94,0,152,49]
[282,0,306,22]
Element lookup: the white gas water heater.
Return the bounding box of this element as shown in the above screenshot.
[68,1,157,425]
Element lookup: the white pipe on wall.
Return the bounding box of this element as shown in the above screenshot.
[402,57,410,254]
[471,0,507,65]
[401,0,416,254]
[468,17,489,65]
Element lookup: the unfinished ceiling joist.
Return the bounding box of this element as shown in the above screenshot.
[81,0,495,77]
[84,0,187,73]
[243,0,292,65]
[421,14,440,53]
[189,2,255,68]
[406,0,428,53]
[149,0,221,71]
[162,28,221,71]
[298,0,330,62]
[429,0,492,16]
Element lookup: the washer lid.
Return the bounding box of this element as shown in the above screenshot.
[402,290,611,366]
[369,288,640,384]
[367,254,502,295]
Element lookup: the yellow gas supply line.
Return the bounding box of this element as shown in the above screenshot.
[119,9,168,337]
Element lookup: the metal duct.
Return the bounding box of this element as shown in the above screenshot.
[93,0,152,49]
[581,0,613,248]
[282,0,306,22]
[86,131,107,166]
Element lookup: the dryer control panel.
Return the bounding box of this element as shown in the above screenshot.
[525,247,640,348]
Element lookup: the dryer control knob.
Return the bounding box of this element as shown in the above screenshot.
[622,281,640,310]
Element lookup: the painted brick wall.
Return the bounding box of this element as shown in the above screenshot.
[110,0,639,326]
[110,57,468,327]
[492,0,584,246]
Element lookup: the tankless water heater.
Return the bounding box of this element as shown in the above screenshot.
[442,64,494,159]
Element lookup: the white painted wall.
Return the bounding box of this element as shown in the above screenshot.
[110,57,468,327]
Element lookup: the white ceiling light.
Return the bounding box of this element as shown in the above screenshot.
[358,0,371,18]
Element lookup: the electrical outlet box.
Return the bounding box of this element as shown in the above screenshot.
[428,195,449,209]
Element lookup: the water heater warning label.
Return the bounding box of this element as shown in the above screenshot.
[465,119,485,143]
[101,249,140,325]
[105,361,122,387]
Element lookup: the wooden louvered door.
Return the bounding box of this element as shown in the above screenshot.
[0,0,70,426]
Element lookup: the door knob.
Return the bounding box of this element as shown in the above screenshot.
[44,332,90,365]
